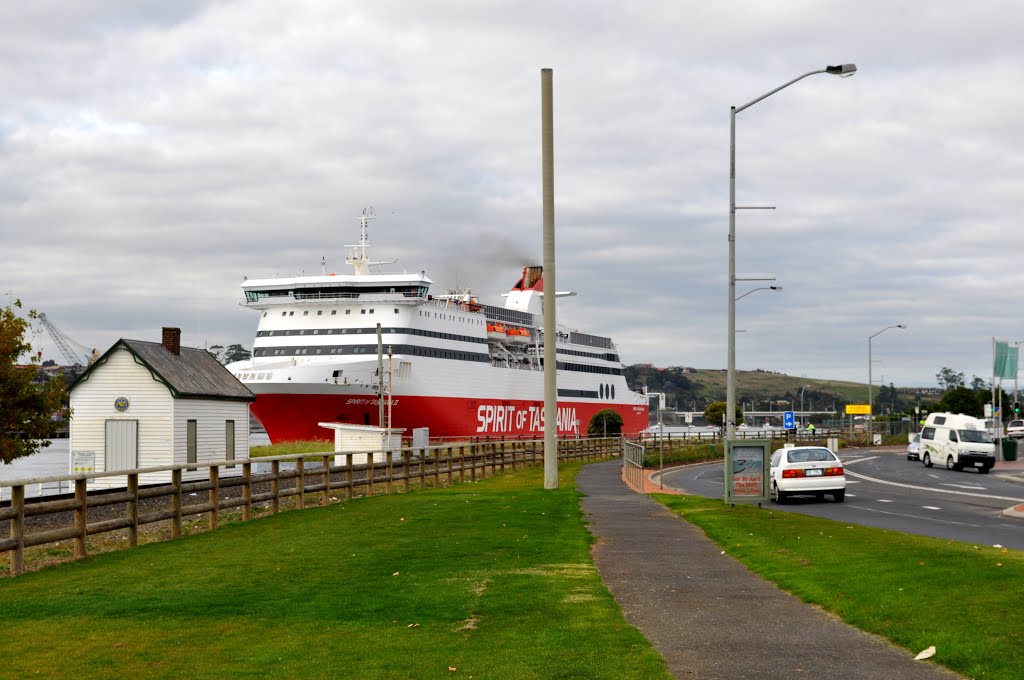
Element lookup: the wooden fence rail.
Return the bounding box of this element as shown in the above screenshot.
[1,437,622,577]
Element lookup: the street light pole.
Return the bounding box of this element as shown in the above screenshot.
[868,324,906,442]
[727,64,857,440]
[800,384,809,431]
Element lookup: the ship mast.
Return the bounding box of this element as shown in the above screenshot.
[345,207,396,275]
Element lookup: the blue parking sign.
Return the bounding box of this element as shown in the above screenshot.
[783,411,795,429]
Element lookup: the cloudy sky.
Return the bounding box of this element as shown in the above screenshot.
[3,1,1023,388]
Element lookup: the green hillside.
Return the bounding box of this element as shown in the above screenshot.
[625,365,936,415]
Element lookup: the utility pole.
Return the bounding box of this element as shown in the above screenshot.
[541,68,558,490]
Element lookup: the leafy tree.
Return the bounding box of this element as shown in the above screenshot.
[207,343,251,365]
[207,344,225,362]
[932,387,981,418]
[936,367,965,391]
[705,401,743,429]
[224,344,252,363]
[1,301,68,464]
[588,409,624,437]
[969,375,989,392]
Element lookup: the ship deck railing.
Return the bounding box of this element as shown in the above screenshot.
[242,291,426,305]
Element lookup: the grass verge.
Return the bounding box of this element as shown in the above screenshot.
[249,439,334,457]
[0,463,669,679]
[654,493,1024,680]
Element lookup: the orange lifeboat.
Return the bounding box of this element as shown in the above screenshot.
[486,323,508,341]
[505,327,531,344]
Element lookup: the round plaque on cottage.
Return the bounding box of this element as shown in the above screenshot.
[114,396,130,412]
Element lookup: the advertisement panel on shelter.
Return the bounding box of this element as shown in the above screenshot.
[724,439,770,504]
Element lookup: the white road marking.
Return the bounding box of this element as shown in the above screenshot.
[840,456,876,464]
[940,483,986,490]
[878,499,894,503]
[843,467,1024,503]
[854,504,985,527]
[923,506,941,510]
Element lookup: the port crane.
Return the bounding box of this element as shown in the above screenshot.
[37,313,92,367]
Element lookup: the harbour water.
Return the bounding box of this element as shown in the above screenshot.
[1,434,274,501]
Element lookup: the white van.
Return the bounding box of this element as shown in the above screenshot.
[919,412,996,473]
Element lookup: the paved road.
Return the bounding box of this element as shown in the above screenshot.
[659,448,1024,549]
[579,460,961,680]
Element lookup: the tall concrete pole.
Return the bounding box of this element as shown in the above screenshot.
[377,323,384,426]
[542,68,558,489]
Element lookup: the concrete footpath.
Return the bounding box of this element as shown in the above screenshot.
[577,460,962,680]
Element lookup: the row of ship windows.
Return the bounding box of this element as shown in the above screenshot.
[256,325,487,345]
[263,308,401,318]
[418,309,484,325]
[254,344,490,362]
[259,308,486,324]
[252,326,619,363]
[252,343,622,375]
[557,387,616,399]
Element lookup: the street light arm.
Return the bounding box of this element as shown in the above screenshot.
[734,70,828,114]
[735,65,857,114]
[735,285,782,301]
[870,324,907,341]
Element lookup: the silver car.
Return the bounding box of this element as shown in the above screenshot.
[907,433,921,460]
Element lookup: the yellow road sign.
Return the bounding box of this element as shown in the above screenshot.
[845,404,871,415]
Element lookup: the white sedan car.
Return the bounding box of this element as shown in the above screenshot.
[770,446,845,503]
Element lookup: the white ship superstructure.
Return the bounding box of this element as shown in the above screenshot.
[228,210,648,441]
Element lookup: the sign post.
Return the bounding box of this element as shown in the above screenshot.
[724,439,771,505]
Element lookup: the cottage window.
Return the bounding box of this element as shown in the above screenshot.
[187,420,197,464]
[225,420,235,467]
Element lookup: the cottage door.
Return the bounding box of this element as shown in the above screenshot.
[105,419,139,471]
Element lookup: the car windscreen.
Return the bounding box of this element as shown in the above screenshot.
[786,448,837,463]
[958,429,992,443]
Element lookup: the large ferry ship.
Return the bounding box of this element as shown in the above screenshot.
[227,210,649,442]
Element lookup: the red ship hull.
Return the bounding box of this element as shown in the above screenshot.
[250,393,649,442]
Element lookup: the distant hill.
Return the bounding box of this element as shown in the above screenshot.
[625,365,938,417]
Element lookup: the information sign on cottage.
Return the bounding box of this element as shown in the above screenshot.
[72,451,96,474]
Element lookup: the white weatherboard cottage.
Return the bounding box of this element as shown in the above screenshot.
[69,327,256,489]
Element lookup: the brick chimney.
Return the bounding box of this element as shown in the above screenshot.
[162,327,181,356]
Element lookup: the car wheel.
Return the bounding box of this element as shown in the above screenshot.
[833,490,845,503]
[978,466,990,475]
[923,453,932,467]
[946,455,956,471]
[774,483,787,504]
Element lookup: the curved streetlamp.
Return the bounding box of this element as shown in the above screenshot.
[727,64,857,440]
[735,285,782,302]
[868,324,906,441]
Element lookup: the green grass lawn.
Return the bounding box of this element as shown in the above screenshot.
[655,493,1024,680]
[0,464,670,679]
